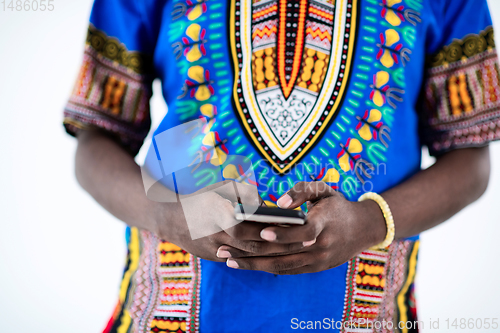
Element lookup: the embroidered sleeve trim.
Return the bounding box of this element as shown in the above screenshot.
[428,26,495,68]
[421,45,500,155]
[63,25,153,155]
[86,24,154,74]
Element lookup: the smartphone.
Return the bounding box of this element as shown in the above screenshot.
[234,205,306,225]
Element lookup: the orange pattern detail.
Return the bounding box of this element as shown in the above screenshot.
[277,0,308,99]
[101,76,127,115]
[252,26,277,39]
[252,4,278,20]
[308,6,334,21]
[305,27,332,42]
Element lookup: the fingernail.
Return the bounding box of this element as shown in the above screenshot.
[260,229,277,241]
[277,194,293,209]
[217,249,231,259]
[226,259,239,269]
[303,239,317,247]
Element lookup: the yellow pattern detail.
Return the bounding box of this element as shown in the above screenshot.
[397,241,420,333]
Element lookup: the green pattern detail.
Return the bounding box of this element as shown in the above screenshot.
[364,16,377,23]
[209,43,222,50]
[367,142,388,164]
[341,115,351,124]
[352,90,363,98]
[362,46,375,53]
[311,155,320,165]
[326,138,335,148]
[345,107,355,116]
[258,165,269,180]
[217,80,230,86]
[175,100,201,120]
[405,0,423,11]
[278,181,284,195]
[348,99,360,107]
[328,159,359,199]
[210,3,223,9]
[356,73,369,80]
[194,169,219,187]
[267,176,276,188]
[380,106,395,127]
[168,21,187,42]
[227,128,238,137]
[236,145,247,154]
[222,119,235,128]
[216,70,229,77]
[354,82,367,90]
[363,36,376,44]
[331,131,341,140]
[374,63,406,88]
[232,135,242,145]
[209,14,222,20]
[365,6,378,14]
[320,148,329,157]
[362,25,377,33]
[295,167,304,181]
[209,23,223,29]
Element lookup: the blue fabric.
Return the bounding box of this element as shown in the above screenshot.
[199,260,348,332]
[86,0,494,331]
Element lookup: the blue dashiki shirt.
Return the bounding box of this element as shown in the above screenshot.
[63,0,500,332]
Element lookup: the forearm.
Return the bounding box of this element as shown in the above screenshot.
[75,130,173,234]
[368,147,491,241]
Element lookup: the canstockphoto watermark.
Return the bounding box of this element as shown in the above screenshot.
[290,318,499,330]
[290,318,421,330]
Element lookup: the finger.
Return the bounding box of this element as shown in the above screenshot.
[277,181,337,209]
[259,222,321,244]
[226,253,310,274]
[224,221,265,241]
[216,240,311,259]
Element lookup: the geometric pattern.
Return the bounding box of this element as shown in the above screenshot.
[231,0,358,173]
[422,27,500,155]
[340,240,419,332]
[64,25,153,156]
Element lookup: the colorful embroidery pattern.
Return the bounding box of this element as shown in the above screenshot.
[422,27,500,154]
[86,24,153,74]
[341,240,419,332]
[64,25,153,155]
[103,228,141,333]
[428,26,495,68]
[231,0,359,173]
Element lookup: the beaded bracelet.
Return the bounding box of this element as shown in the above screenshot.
[358,192,395,250]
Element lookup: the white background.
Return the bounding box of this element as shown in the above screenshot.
[0,1,499,332]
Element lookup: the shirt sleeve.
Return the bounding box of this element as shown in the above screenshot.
[420,0,500,155]
[63,0,161,156]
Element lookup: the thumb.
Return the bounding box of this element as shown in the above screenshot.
[277,181,336,209]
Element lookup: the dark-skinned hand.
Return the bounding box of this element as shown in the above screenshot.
[216,181,386,274]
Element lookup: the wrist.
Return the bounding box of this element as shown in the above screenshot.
[353,200,387,249]
[150,201,184,242]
